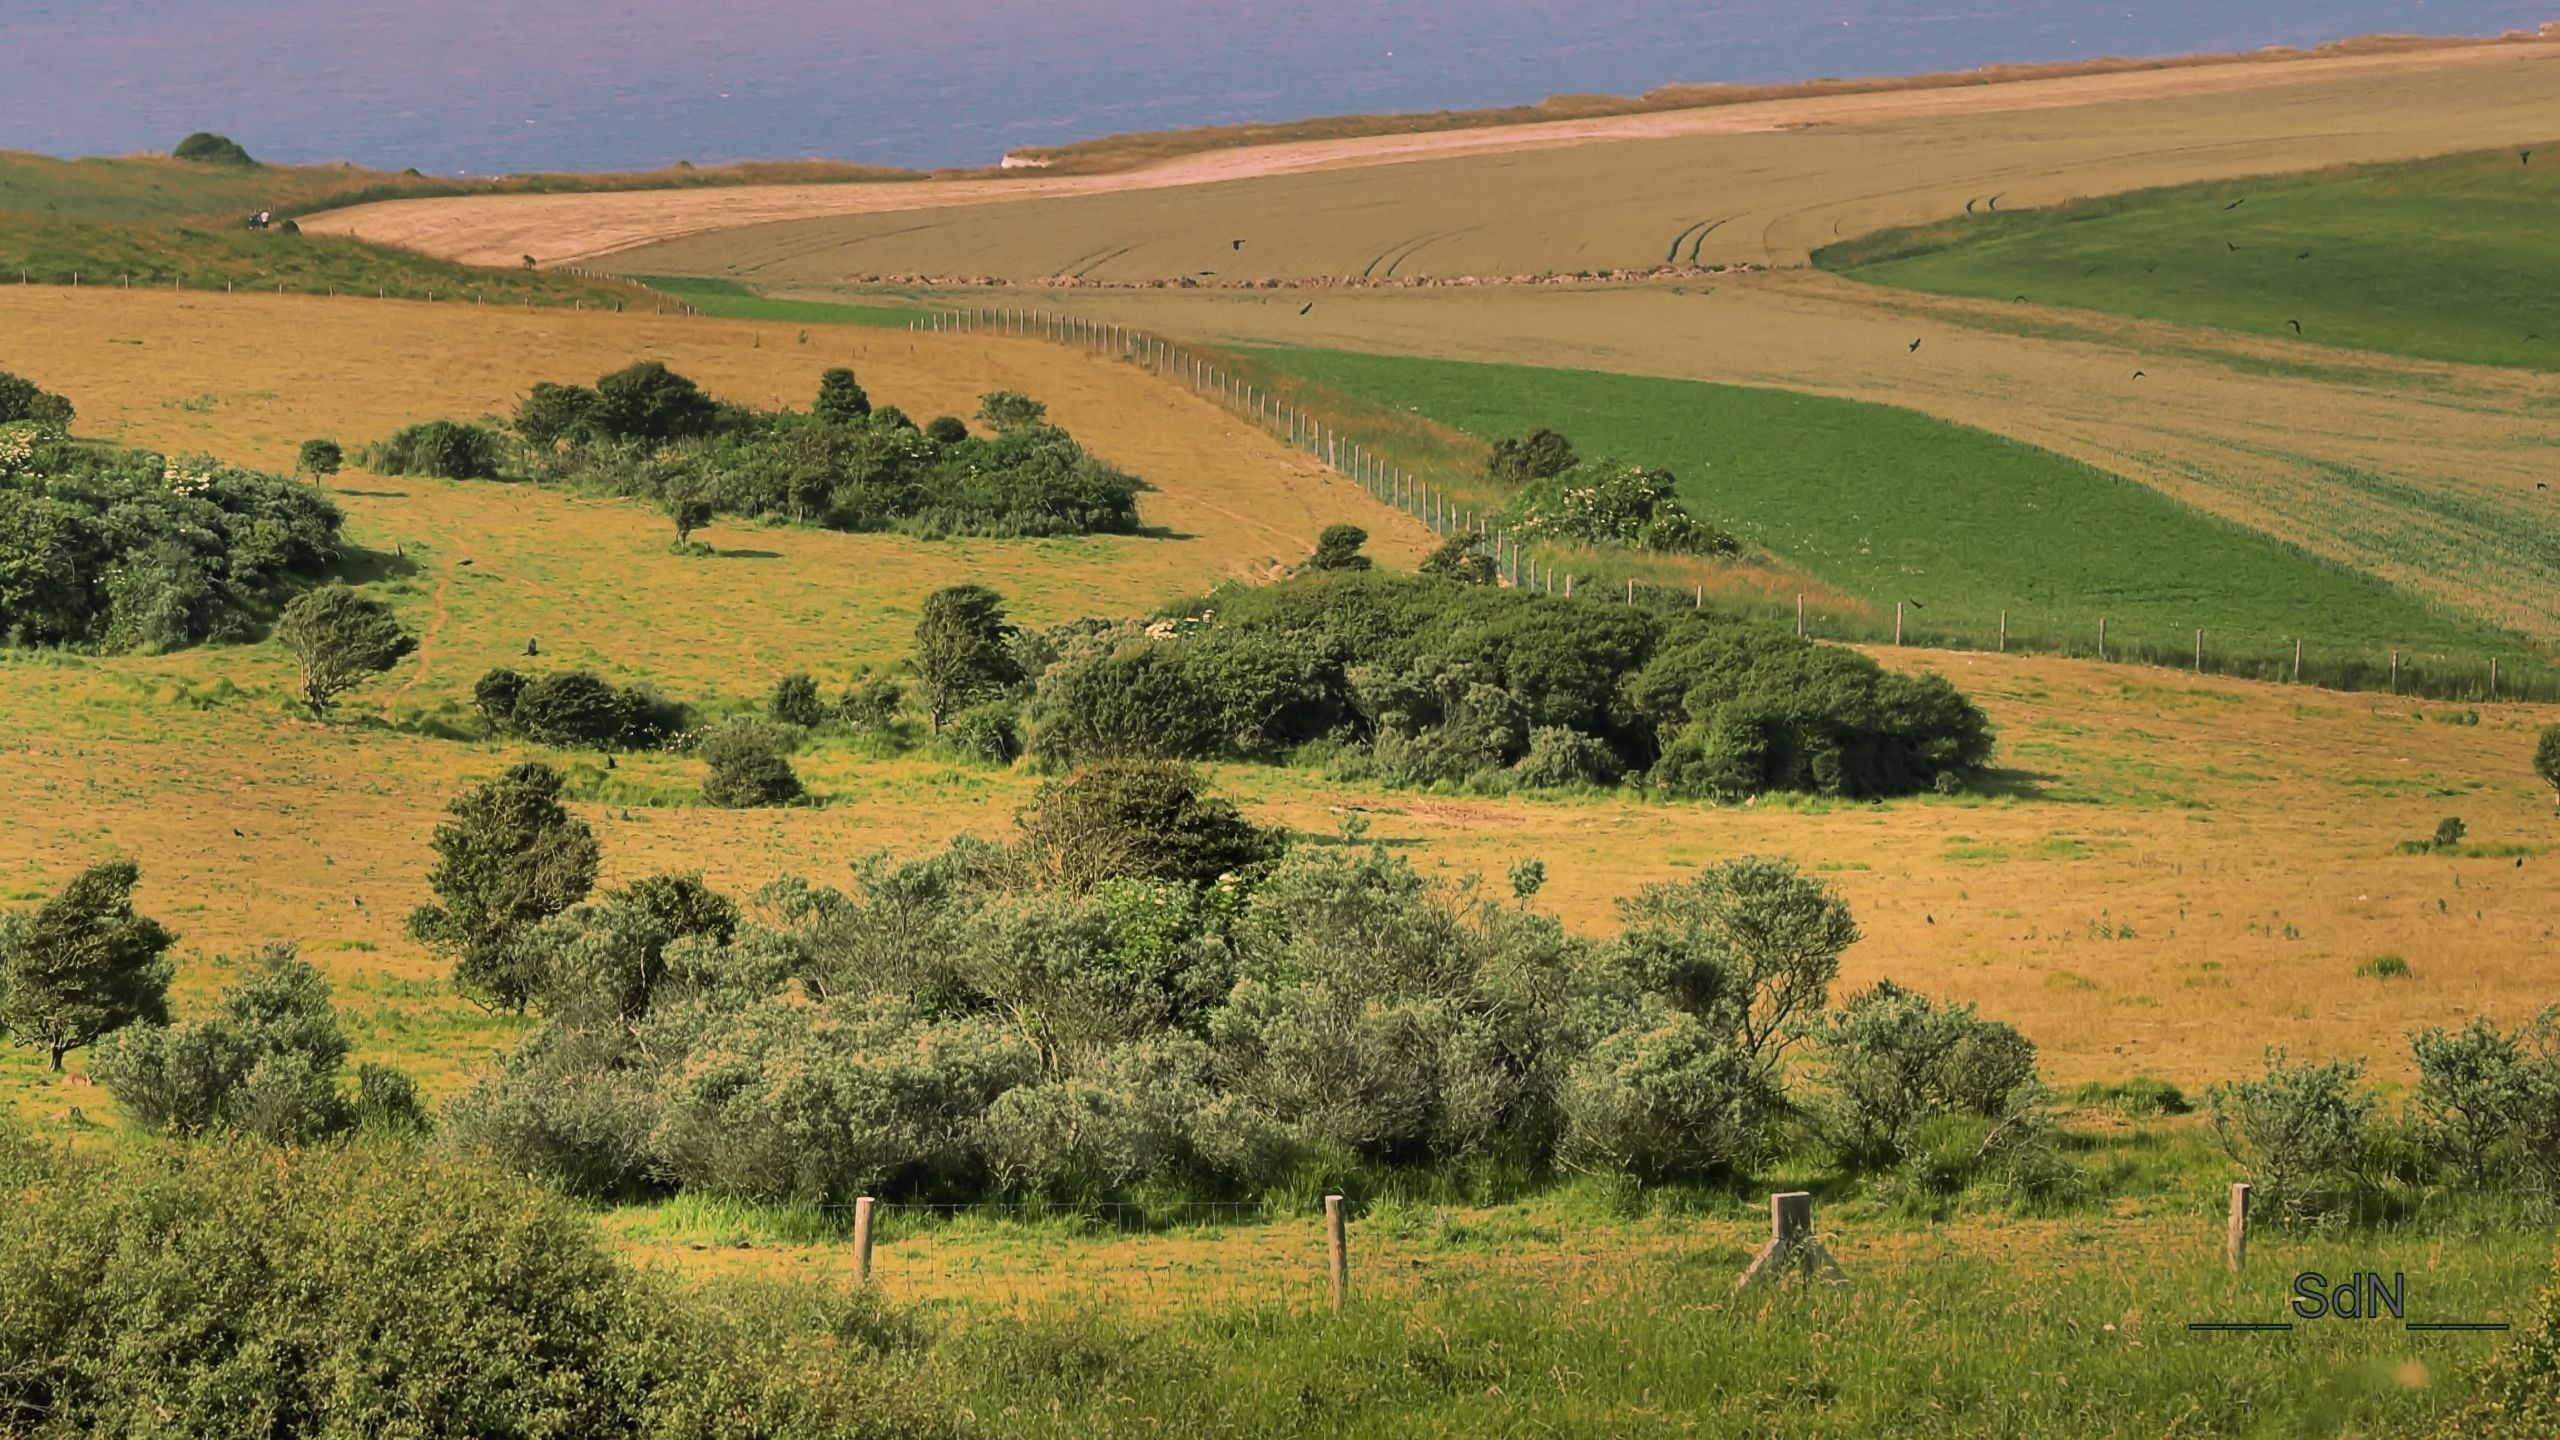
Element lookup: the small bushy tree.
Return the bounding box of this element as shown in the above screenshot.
[2537,725,2560,808]
[667,494,712,548]
[1419,533,1495,584]
[276,584,415,718]
[92,943,386,1143]
[1488,428,1576,486]
[296,438,342,481]
[924,415,970,444]
[915,584,1020,732]
[407,763,600,1011]
[514,381,600,446]
[472,666,528,735]
[0,371,74,430]
[838,672,903,732]
[364,420,501,479]
[173,131,255,165]
[0,861,175,1070]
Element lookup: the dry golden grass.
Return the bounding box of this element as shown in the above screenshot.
[4,291,2555,1139]
[306,41,2560,274]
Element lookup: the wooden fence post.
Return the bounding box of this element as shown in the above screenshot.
[2195,628,2203,672]
[1737,1191,1847,1289]
[2491,658,2499,699]
[2293,639,2302,683]
[1796,593,1805,637]
[2226,1183,2250,1271]
[1895,602,1904,646]
[853,1196,876,1285]
[2098,616,2106,661]
[1325,1195,1348,1311]
[1998,610,2007,653]
[2391,651,2399,693]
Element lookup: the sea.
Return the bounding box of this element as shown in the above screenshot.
[3,1,2552,175]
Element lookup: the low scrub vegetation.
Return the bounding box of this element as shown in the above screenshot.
[474,361,1141,538]
[0,411,345,652]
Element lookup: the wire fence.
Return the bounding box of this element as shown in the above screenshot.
[9,264,696,315]
[907,302,2560,704]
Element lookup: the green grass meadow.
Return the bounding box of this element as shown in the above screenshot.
[1233,347,2512,667]
[629,274,930,327]
[1819,144,2560,371]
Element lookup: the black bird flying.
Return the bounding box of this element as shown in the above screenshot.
[1298,302,1313,315]
[1907,338,1923,353]
[2287,319,2302,334]
[2133,370,2146,379]
[2224,198,2246,210]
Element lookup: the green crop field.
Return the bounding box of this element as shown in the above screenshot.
[630,274,929,327]
[1235,347,2517,666]
[1823,145,2560,371]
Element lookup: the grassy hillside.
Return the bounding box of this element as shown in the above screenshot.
[1822,145,2560,370]
[0,213,639,305]
[1234,347,2519,668]
[0,146,923,226]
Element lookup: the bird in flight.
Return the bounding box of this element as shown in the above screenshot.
[1907,338,1923,353]
[458,558,475,567]
[1231,239,1245,250]
[2133,370,2146,379]
[2225,240,2239,252]
[2286,319,2302,334]
[1298,302,1314,315]
[2524,151,2534,166]
[2224,198,2246,210]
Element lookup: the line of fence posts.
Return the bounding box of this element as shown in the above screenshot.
[905,301,2545,704]
[821,1185,2299,1307]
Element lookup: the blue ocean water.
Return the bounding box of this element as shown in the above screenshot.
[2,1,2549,174]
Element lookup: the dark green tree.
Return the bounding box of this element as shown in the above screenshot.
[0,861,175,1070]
[924,415,970,444]
[2537,725,2560,808]
[813,368,872,424]
[407,763,601,1011]
[593,361,716,442]
[0,371,74,430]
[514,382,600,446]
[914,584,1020,733]
[296,439,343,481]
[472,667,528,736]
[1017,760,1284,892]
[275,584,416,718]
[1306,524,1372,572]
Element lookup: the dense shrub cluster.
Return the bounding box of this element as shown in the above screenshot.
[475,665,687,749]
[1022,571,1993,799]
[92,943,424,1142]
[364,418,503,479]
[0,1129,946,1438]
[1486,427,1735,556]
[0,369,74,430]
[439,760,2054,1206]
[0,420,345,651]
[505,362,1141,538]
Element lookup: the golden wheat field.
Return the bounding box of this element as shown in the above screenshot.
[3,288,2556,1135]
[309,41,2560,277]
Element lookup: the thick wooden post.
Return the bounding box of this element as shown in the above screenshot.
[1737,1190,1846,1289]
[1626,578,1635,604]
[1796,593,1805,637]
[1325,1195,1348,1311]
[2491,658,2499,699]
[1998,610,2007,652]
[2293,639,2302,682]
[1895,602,1904,646]
[2391,651,2399,693]
[853,1196,876,1285]
[2195,629,2203,672]
[2226,1183,2250,1271]
[2098,616,2106,661]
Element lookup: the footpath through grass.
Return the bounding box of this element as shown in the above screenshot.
[1234,347,2520,676]
[1819,144,2560,372]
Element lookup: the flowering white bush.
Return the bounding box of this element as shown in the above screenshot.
[1500,456,1737,556]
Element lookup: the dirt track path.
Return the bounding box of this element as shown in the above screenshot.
[304,40,2560,272]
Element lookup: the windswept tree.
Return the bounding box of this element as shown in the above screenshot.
[1419,532,1495,585]
[976,391,1048,433]
[2537,724,2560,809]
[594,361,717,443]
[1612,855,1860,1092]
[666,494,713,549]
[407,763,600,1011]
[0,861,175,1070]
[1305,524,1372,573]
[1489,427,1577,486]
[915,583,1020,733]
[276,584,416,718]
